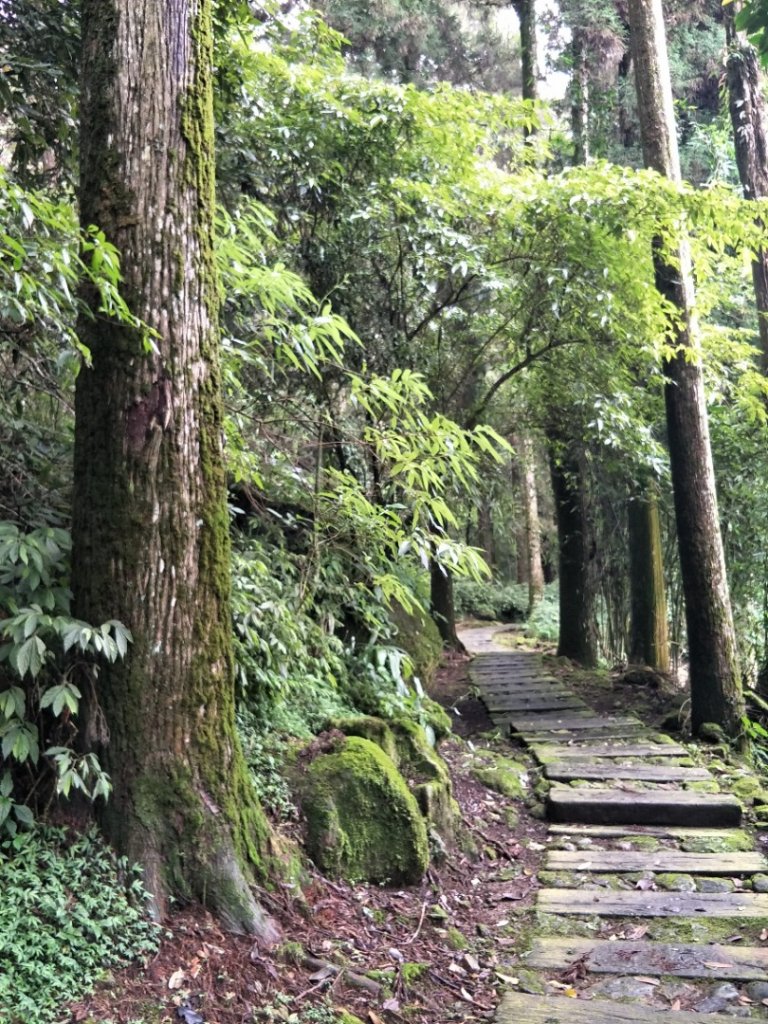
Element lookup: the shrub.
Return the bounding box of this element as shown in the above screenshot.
[0,826,159,1024]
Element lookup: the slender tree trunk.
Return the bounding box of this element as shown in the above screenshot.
[549,441,598,667]
[571,28,590,164]
[513,0,538,105]
[724,3,768,374]
[72,0,278,937]
[477,499,495,569]
[628,486,670,672]
[430,559,463,650]
[628,0,743,736]
[521,434,545,615]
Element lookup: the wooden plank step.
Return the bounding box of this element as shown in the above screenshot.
[477,680,567,692]
[545,849,766,874]
[548,787,741,827]
[497,990,740,1023]
[526,936,768,981]
[510,714,640,731]
[520,726,650,745]
[548,824,754,842]
[547,786,740,826]
[533,741,686,759]
[545,762,710,783]
[537,887,768,917]
[485,696,587,713]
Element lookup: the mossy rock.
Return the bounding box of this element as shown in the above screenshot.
[328,715,399,763]
[390,600,443,684]
[656,872,697,892]
[471,751,528,800]
[298,736,429,884]
[681,831,753,853]
[731,775,765,802]
[325,714,459,841]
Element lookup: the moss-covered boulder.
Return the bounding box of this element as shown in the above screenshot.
[298,736,429,884]
[326,714,460,842]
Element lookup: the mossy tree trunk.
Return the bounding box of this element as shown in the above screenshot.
[628,0,743,737]
[628,485,670,672]
[72,0,278,938]
[549,439,598,668]
[512,0,537,106]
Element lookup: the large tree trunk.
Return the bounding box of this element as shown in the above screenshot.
[628,0,743,737]
[725,2,768,375]
[550,442,598,667]
[628,486,670,672]
[72,0,278,938]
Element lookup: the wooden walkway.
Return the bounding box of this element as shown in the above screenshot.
[462,628,768,1023]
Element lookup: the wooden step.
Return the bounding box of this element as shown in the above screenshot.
[537,887,768,917]
[545,762,710,783]
[548,824,751,841]
[511,714,641,731]
[497,991,740,1023]
[544,849,766,874]
[485,696,586,713]
[521,726,650,745]
[533,741,687,760]
[526,936,768,981]
[547,787,741,827]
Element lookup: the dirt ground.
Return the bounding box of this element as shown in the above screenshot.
[68,631,682,1024]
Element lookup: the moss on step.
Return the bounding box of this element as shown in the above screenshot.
[681,831,753,853]
[655,872,697,892]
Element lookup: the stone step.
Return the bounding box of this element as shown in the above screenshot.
[537,887,768,917]
[547,787,741,828]
[525,936,768,981]
[544,849,766,874]
[545,762,710,783]
[497,990,740,1023]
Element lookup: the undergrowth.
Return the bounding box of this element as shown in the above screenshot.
[0,826,159,1024]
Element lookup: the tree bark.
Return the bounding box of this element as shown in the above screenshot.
[724,3,768,374]
[628,486,670,672]
[628,0,743,736]
[430,559,463,650]
[512,0,538,105]
[549,441,598,668]
[72,0,278,937]
[571,28,590,164]
[521,434,545,615]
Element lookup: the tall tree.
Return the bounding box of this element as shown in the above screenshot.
[724,1,768,374]
[72,0,278,936]
[628,486,670,671]
[628,0,743,736]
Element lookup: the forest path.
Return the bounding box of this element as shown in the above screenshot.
[458,624,768,1023]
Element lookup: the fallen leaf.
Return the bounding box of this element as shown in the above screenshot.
[495,972,518,984]
[625,925,649,940]
[168,969,185,990]
[634,976,660,986]
[382,998,401,1012]
[448,962,467,976]
[368,1013,385,1024]
[670,999,682,1011]
[460,987,476,1004]
[761,928,768,941]
[704,961,734,969]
